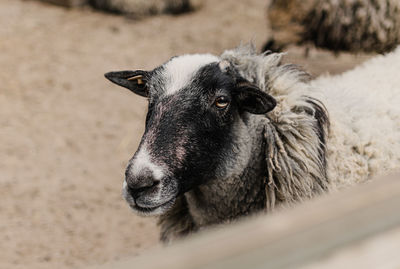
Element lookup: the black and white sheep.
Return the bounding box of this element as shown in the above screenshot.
[265,0,400,53]
[105,45,400,242]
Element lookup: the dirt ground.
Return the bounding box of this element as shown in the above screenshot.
[0,0,374,268]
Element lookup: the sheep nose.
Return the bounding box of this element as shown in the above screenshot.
[125,167,159,198]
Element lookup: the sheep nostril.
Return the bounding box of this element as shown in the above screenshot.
[127,179,160,198]
[133,180,159,193]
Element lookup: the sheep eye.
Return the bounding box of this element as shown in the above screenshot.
[215,96,229,109]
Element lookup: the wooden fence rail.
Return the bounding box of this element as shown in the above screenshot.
[91,172,400,269]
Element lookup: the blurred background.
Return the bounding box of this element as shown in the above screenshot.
[0,0,377,268]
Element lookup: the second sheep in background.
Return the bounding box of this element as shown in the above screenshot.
[265,0,400,53]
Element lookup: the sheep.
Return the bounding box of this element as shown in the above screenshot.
[104,44,400,242]
[265,0,400,53]
[90,0,198,18]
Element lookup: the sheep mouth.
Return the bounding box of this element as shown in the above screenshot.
[128,198,176,216]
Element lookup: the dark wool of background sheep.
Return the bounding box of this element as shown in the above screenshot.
[265,0,400,53]
[89,0,199,18]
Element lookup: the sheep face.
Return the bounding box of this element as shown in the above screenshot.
[105,55,276,216]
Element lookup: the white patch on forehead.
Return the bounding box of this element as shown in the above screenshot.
[163,54,219,96]
[130,145,166,180]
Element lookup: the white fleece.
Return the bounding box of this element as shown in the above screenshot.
[312,47,400,189]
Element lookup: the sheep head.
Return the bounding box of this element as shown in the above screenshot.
[105,55,276,216]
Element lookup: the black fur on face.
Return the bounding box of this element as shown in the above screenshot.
[146,63,239,193]
[105,58,276,215]
[145,63,275,192]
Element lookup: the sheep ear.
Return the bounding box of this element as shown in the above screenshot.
[104,70,149,97]
[234,83,276,114]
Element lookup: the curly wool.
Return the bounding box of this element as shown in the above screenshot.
[267,0,400,53]
[221,45,330,210]
[313,47,400,188]
[223,44,400,202]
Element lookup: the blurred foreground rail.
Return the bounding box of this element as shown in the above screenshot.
[92,172,400,269]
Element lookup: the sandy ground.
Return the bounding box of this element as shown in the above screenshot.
[0,1,374,268]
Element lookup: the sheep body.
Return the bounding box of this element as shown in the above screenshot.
[314,49,400,188]
[106,45,400,242]
[267,0,400,53]
[159,45,400,241]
